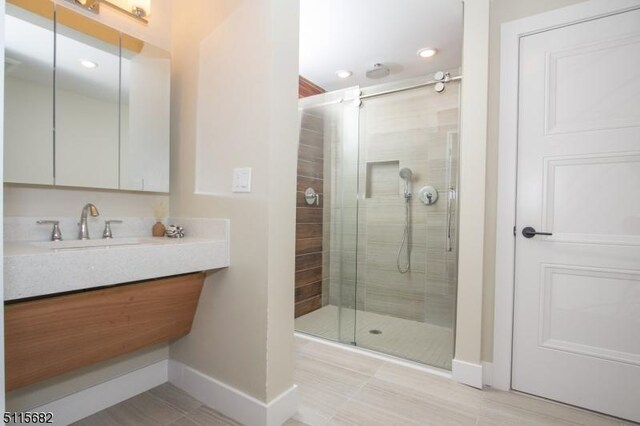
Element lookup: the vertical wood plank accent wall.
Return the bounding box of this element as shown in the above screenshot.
[296,77,325,317]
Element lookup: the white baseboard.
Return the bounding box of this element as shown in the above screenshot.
[482,362,493,387]
[33,360,169,426]
[169,360,298,426]
[452,358,483,389]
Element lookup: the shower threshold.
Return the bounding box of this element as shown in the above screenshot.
[294,331,452,380]
[295,305,454,371]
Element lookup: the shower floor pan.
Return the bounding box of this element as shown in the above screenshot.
[295,304,453,370]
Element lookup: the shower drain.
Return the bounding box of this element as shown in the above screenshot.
[369,329,382,335]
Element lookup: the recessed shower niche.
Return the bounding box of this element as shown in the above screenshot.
[365,160,401,198]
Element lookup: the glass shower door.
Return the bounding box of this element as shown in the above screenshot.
[295,88,361,346]
[295,78,461,370]
[353,80,460,369]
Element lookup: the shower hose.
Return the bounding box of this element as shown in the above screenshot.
[396,197,411,274]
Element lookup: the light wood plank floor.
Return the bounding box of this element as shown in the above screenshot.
[289,335,633,426]
[71,383,240,426]
[74,336,632,425]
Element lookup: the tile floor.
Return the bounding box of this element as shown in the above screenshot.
[71,383,240,426]
[295,305,454,369]
[74,335,630,425]
[290,336,630,426]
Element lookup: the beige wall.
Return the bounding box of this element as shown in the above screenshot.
[455,0,490,367]
[4,0,172,410]
[481,0,589,362]
[168,0,298,402]
[4,185,167,218]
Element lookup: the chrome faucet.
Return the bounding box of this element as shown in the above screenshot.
[79,203,100,240]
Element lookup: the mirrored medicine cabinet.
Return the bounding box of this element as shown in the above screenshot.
[3,0,170,192]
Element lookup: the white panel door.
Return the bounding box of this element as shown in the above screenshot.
[513,8,640,422]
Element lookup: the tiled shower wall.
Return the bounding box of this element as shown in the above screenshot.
[325,83,460,327]
[295,108,327,318]
[295,78,326,318]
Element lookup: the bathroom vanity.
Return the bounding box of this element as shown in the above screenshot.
[3,217,230,391]
[5,273,203,391]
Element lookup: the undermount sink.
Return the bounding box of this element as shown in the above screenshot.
[31,237,143,251]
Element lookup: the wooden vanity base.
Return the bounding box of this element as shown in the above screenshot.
[5,272,205,391]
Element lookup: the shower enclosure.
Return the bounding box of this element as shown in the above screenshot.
[295,74,460,370]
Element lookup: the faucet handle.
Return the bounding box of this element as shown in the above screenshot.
[37,220,63,241]
[103,220,123,239]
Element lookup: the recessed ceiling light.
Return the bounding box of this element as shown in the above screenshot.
[80,60,98,69]
[417,48,438,59]
[336,70,352,79]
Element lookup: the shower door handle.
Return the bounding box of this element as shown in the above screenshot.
[446,188,455,252]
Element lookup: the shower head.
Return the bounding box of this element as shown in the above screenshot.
[399,168,413,200]
[366,63,391,79]
[399,167,413,181]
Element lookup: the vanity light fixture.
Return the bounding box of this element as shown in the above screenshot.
[65,0,150,24]
[336,70,353,79]
[417,47,438,58]
[130,0,151,19]
[80,59,98,69]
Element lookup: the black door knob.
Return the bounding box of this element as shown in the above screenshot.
[522,226,553,238]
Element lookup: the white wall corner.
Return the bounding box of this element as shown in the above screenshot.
[454,0,491,368]
[169,360,298,426]
[452,359,484,389]
[266,382,300,426]
[31,360,169,426]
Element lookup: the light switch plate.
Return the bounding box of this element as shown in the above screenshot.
[232,167,252,193]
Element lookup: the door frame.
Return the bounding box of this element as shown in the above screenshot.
[492,0,640,391]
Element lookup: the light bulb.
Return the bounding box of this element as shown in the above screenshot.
[80,60,98,69]
[417,48,438,58]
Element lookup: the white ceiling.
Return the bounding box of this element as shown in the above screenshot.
[299,0,463,92]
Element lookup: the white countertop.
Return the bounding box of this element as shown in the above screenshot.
[4,217,230,301]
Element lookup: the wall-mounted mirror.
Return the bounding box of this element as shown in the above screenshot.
[120,35,170,192]
[4,1,55,185]
[3,0,170,193]
[55,7,121,189]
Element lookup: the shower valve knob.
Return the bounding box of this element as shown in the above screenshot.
[304,187,320,206]
[418,186,439,205]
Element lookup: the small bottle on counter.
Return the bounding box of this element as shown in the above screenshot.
[152,201,167,237]
[152,221,166,237]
